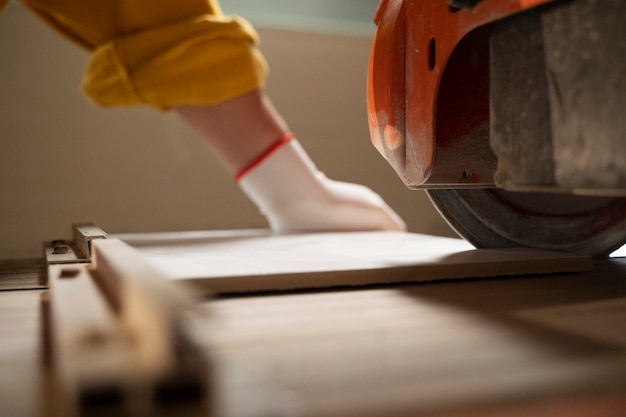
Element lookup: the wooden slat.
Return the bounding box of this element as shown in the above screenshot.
[0,290,43,417]
[45,239,208,416]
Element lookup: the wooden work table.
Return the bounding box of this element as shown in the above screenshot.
[1,233,625,417]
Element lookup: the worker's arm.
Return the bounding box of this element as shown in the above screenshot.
[176,92,407,233]
[17,0,406,232]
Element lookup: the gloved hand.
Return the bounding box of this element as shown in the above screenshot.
[238,135,407,233]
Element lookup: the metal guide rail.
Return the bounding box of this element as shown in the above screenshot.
[42,224,210,417]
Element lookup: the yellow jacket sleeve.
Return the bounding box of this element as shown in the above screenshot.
[20,0,268,109]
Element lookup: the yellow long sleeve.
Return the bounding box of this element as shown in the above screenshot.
[20,0,268,109]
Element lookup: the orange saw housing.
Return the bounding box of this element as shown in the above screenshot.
[367,0,557,188]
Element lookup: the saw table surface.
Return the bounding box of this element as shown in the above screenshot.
[1,231,626,416]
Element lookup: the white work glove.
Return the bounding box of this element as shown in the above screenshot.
[238,138,407,233]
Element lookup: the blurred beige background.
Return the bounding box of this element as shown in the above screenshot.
[0,2,456,260]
